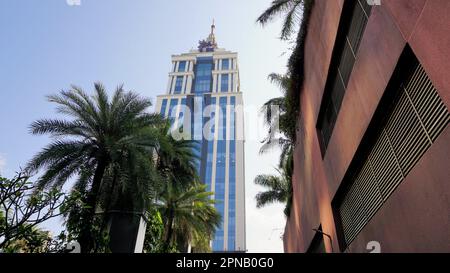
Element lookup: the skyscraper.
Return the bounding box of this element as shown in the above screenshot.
[155,22,246,252]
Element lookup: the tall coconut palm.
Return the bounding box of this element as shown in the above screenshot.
[26,83,162,252]
[156,182,221,253]
[254,151,293,217]
[257,0,304,40]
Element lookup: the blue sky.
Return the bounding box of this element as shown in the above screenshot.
[0,0,292,252]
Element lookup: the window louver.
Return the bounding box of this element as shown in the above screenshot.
[338,62,450,247]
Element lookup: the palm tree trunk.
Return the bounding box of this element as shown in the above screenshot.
[163,208,175,252]
[96,165,120,252]
[79,158,107,253]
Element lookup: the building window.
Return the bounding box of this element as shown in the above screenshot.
[167,99,179,123]
[194,57,213,94]
[177,98,187,131]
[333,48,450,250]
[174,76,183,94]
[160,99,168,117]
[221,74,229,92]
[178,61,186,72]
[317,0,372,155]
[221,59,229,70]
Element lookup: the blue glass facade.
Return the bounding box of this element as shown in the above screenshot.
[212,96,228,251]
[228,96,236,250]
[178,98,187,131]
[159,52,243,252]
[178,61,186,72]
[174,76,183,94]
[205,97,216,192]
[191,57,213,179]
[221,59,229,70]
[194,57,213,94]
[168,99,178,122]
[160,99,168,117]
[221,74,229,92]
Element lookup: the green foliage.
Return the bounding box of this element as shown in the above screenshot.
[255,0,314,217]
[143,208,173,253]
[156,181,221,253]
[254,150,293,217]
[257,0,304,40]
[0,173,80,251]
[26,83,164,252]
[26,83,222,253]
[1,226,50,253]
[286,0,315,135]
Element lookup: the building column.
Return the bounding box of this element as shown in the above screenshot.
[186,75,192,94]
[170,76,176,94]
[223,96,231,251]
[182,75,187,94]
[233,73,237,92]
[166,76,172,94]
[212,74,217,93]
[211,102,219,195]
[234,94,245,252]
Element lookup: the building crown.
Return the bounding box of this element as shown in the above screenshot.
[198,20,218,52]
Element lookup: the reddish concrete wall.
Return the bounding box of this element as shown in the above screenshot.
[284,0,450,253]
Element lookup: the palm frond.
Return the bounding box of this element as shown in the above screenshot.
[257,0,294,25]
[280,0,303,40]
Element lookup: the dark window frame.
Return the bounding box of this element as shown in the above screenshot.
[316,0,372,156]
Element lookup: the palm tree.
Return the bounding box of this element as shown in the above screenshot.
[254,151,293,217]
[155,122,200,189]
[260,73,295,168]
[148,122,218,253]
[257,0,304,40]
[156,182,221,253]
[26,83,162,252]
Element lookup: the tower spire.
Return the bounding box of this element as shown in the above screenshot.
[211,19,215,35]
[198,19,218,52]
[207,19,217,47]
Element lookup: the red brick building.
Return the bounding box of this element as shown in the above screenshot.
[284,0,450,253]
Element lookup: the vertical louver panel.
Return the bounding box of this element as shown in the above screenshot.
[337,61,449,247]
[385,91,431,176]
[368,131,402,200]
[405,64,450,142]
